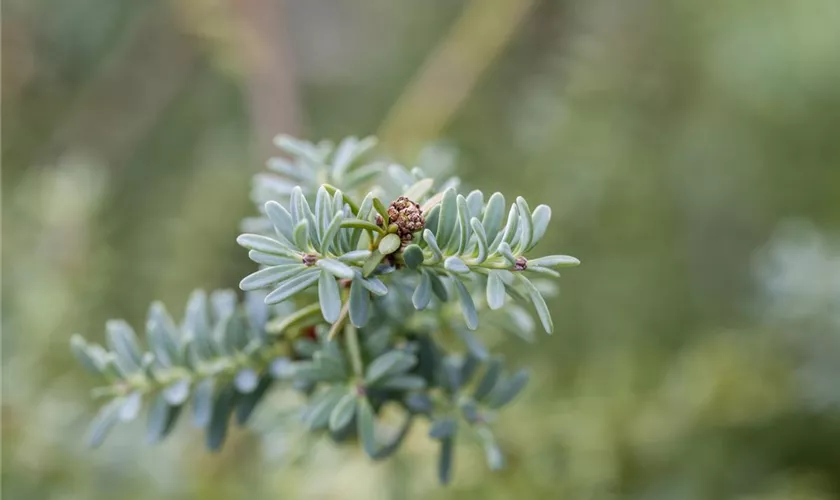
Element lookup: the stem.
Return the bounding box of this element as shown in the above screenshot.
[92,302,325,400]
[94,343,283,400]
[266,302,322,335]
[327,300,350,340]
[345,323,364,378]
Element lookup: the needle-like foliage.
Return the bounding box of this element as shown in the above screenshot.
[70,135,579,484]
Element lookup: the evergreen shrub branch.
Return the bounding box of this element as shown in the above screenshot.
[70,135,580,484]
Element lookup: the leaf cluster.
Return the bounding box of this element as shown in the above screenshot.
[70,135,580,484]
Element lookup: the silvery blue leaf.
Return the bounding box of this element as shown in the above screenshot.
[528,255,581,268]
[316,258,355,280]
[471,218,488,263]
[381,375,427,391]
[435,188,458,250]
[455,195,470,254]
[264,269,320,305]
[356,397,378,458]
[486,271,506,310]
[318,271,342,323]
[236,234,300,259]
[438,437,455,485]
[106,319,142,373]
[402,244,424,270]
[146,302,181,367]
[500,204,519,246]
[487,369,530,408]
[455,328,488,360]
[206,385,237,451]
[235,375,273,426]
[315,186,332,240]
[444,256,470,274]
[365,350,417,384]
[192,378,215,427]
[528,204,551,251]
[338,250,372,263]
[412,271,432,310]
[70,335,102,375]
[163,379,191,406]
[452,277,478,330]
[520,275,554,334]
[478,427,505,470]
[234,368,260,393]
[403,178,434,201]
[118,391,143,422]
[248,250,298,266]
[86,398,123,449]
[210,289,237,322]
[427,271,449,301]
[349,278,370,328]
[320,213,344,253]
[266,156,307,180]
[515,197,533,252]
[359,275,388,296]
[497,242,516,266]
[329,393,357,432]
[466,190,484,219]
[423,229,444,262]
[147,393,182,444]
[482,192,506,245]
[473,358,503,401]
[270,357,295,379]
[378,233,402,255]
[429,417,457,440]
[293,220,310,251]
[264,200,295,243]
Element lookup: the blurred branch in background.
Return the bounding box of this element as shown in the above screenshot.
[174,0,301,159]
[227,0,301,157]
[1,14,37,105]
[378,0,537,157]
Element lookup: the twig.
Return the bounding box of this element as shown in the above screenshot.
[344,323,364,378]
[266,302,323,336]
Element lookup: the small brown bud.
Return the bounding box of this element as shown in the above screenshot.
[514,256,528,271]
[302,254,318,267]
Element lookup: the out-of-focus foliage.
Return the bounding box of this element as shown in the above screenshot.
[3,0,840,498]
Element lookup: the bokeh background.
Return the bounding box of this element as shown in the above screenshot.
[3,0,840,498]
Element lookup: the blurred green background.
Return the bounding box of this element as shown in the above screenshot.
[3,0,840,498]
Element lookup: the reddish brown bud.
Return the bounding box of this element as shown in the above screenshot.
[301,325,318,340]
[514,256,528,271]
[303,254,318,267]
[388,196,425,243]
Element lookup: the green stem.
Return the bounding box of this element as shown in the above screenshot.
[93,345,281,400]
[345,323,364,378]
[266,302,323,335]
[327,301,350,340]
